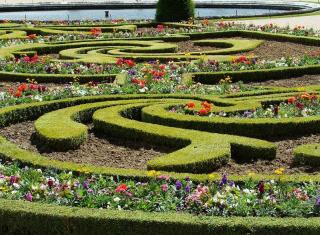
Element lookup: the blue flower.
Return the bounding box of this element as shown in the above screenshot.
[219,173,228,187]
[175,180,182,190]
[316,196,320,206]
[128,69,137,76]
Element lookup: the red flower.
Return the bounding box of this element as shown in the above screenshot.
[90,27,102,36]
[116,58,125,66]
[288,96,296,104]
[116,58,136,67]
[311,93,318,100]
[18,83,27,92]
[23,56,31,63]
[274,106,279,115]
[115,184,128,193]
[258,181,265,194]
[131,78,146,88]
[15,90,22,98]
[159,64,166,70]
[125,59,135,67]
[296,102,304,109]
[186,101,196,109]
[29,83,38,90]
[38,85,47,92]
[156,24,165,32]
[47,179,54,188]
[198,108,209,116]
[31,54,39,63]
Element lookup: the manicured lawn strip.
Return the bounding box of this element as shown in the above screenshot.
[294,143,320,166]
[0,198,320,235]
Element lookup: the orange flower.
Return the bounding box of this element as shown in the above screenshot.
[201,101,213,112]
[27,34,37,40]
[300,93,311,100]
[288,96,296,104]
[186,101,196,109]
[90,27,102,36]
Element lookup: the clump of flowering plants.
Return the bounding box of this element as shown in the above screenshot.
[170,100,215,117]
[0,159,319,217]
[229,92,320,119]
[0,56,122,75]
[171,92,320,119]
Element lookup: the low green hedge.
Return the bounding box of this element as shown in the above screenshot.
[186,65,320,85]
[294,144,320,166]
[93,101,275,173]
[34,99,161,150]
[141,99,320,139]
[1,198,320,235]
[0,94,275,174]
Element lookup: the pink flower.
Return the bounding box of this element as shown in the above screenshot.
[160,184,168,192]
[157,175,170,181]
[25,192,33,202]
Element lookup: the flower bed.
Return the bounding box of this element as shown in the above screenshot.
[0,159,319,218]
[171,92,320,119]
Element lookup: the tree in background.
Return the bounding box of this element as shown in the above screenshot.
[156,0,195,22]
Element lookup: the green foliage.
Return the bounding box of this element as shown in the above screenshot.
[156,0,195,22]
[1,199,320,235]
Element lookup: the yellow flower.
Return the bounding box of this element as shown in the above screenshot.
[185,53,191,57]
[147,170,160,177]
[274,167,285,175]
[247,172,256,177]
[296,87,306,92]
[208,173,217,181]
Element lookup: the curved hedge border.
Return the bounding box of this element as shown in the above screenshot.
[0,28,320,83]
[141,93,320,139]
[29,95,274,172]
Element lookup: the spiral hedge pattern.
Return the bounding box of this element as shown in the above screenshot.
[1,21,320,234]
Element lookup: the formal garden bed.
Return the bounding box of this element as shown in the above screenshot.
[1,6,320,233]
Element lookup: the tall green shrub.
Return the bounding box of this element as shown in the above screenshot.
[156,0,195,22]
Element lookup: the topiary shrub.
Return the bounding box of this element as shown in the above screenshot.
[156,0,195,22]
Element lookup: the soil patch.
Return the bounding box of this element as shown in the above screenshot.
[249,74,320,87]
[0,121,174,170]
[176,40,219,53]
[1,121,320,174]
[217,134,320,175]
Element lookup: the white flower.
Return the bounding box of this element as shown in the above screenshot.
[0,92,5,101]
[139,87,148,93]
[113,197,121,202]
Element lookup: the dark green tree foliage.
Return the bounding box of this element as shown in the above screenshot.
[156,0,195,22]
